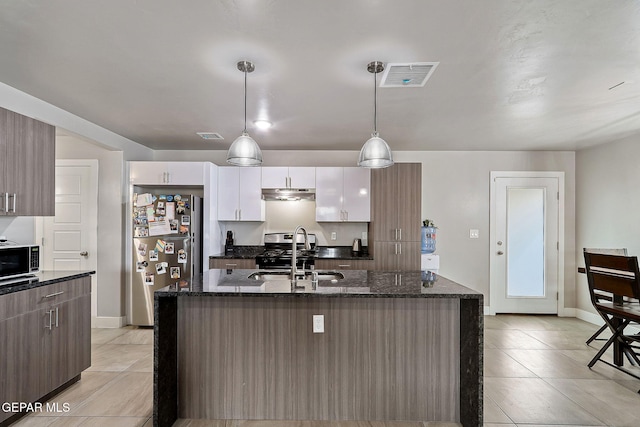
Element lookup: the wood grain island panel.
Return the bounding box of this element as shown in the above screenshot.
[153,269,482,427]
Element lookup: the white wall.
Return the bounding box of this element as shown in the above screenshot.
[575,134,640,321]
[393,151,576,310]
[0,217,35,244]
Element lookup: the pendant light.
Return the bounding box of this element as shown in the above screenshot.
[358,61,394,168]
[227,61,263,166]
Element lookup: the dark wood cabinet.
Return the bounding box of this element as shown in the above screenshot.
[0,107,55,216]
[370,163,422,270]
[314,259,373,270]
[0,276,91,424]
[209,258,257,269]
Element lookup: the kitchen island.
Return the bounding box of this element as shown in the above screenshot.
[154,269,483,427]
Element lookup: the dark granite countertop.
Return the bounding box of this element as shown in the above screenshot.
[155,269,482,300]
[210,246,373,261]
[0,270,96,296]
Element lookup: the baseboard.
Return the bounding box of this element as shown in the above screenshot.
[92,316,127,328]
[575,308,601,325]
[575,308,640,334]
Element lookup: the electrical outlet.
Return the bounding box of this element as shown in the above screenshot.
[331,232,337,241]
[470,229,479,239]
[313,315,324,333]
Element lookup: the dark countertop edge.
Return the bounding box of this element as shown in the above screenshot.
[0,271,96,296]
[155,290,483,300]
[154,270,483,300]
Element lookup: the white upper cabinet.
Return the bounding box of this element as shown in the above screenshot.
[129,161,205,185]
[218,167,265,221]
[315,167,370,222]
[261,167,315,189]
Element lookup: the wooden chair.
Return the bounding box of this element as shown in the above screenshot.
[583,250,640,380]
[583,248,628,344]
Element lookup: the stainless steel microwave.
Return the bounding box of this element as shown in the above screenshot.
[0,245,40,280]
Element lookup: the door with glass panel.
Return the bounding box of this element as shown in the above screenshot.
[491,175,560,314]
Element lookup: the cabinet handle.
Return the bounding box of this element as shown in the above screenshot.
[3,192,7,213]
[10,193,16,213]
[398,274,402,286]
[394,228,398,240]
[43,291,65,299]
[238,209,242,221]
[398,243,402,255]
[55,307,59,328]
[166,172,170,183]
[344,211,348,221]
[45,309,53,330]
[394,243,398,255]
[338,264,351,268]
[225,263,238,267]
[398,228,402,240]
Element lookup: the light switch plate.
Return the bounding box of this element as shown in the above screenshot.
[313,315,324,333]
[331,232,337,240]
[470,229,479,239]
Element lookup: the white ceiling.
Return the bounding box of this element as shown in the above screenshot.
[2,1,640,152]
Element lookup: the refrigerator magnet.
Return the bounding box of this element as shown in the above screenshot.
[144,272,154,285]
[170,267,180,279]
[159,195,167,200]
[174,194,182,201]
[177,249,187,263]
[181,215,190,225]
[167,195,173,202]
[156,263,167,275]
[179,225,189,235]
[155,239,166,253]
[137,243,147,257]
[149,250,159,261]
[165,242,174,254]
[169,220,179,233]
[157,201,165,208]
[136,261,148,272]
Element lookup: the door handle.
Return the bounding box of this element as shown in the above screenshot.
[497,251,504,255]
[80,251,89,257]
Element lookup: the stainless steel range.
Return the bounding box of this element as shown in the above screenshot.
[256,232,317,269]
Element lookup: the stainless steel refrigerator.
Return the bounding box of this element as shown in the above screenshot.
[131,192,202,325]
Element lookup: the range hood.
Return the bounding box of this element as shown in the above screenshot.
[262,188,315,201]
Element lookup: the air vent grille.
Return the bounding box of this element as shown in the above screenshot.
[380,62,439,87]
[196,132,224,140]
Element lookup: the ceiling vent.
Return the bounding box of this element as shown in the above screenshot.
[196,132,224,140]
[379,62,439,88]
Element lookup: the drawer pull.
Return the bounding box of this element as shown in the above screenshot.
[338,264,351,268]
[43,291,65,299]
[225,263,238,267]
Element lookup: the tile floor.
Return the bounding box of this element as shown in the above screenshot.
[10,315,640,426]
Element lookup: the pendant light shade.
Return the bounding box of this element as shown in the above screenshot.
[227,61,263,166]
[358,61,393,168]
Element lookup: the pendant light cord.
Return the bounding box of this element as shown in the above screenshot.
[243,62,248,134]
[373,63,378,134]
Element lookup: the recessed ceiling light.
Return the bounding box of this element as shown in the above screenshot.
[253,120,272,130]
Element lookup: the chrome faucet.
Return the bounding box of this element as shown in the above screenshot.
[291,225,311,286]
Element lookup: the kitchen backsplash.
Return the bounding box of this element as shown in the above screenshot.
[220,201,367,246]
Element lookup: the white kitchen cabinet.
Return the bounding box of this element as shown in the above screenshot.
[129,161,205,185]
[218,167,264,221]
[261,167,315,189]
[315,167,370,222]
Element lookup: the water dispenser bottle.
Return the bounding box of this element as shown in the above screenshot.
[421,220,436,254]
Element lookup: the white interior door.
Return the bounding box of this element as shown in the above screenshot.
[37,160,98,317]
[490,173,562,314]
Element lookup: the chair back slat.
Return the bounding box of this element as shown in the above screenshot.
[584,251,640,302]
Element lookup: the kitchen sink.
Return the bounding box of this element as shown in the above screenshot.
[248,270,344,281]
